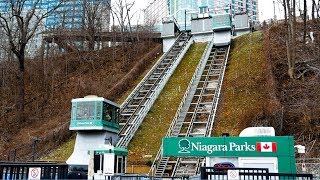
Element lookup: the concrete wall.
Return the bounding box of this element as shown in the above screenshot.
[163,37,176,52]
[191,18,212,34]
[234,14,250,29]
[192,33,213,43]
[234,29,251,37]
[162,22,176,37]
[190,18,213,43]
[67,131,120,166]
[214,31,231,46]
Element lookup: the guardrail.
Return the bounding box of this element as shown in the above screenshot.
[150,44,231,177]
[0,162,68,180]
[117,33,193,148]
[200,167,313,180]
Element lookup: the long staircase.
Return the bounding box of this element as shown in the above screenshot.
[116,32,193,148]
[150,38,230,177]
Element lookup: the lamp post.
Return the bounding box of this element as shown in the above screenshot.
[185,9,187,31]
[31,137,41,162]
[183,9,197,31]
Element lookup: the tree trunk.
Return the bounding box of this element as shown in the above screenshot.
[317,0,320,18]
[303,0,307,44]
[312,0,316,20]
[16,55,25,123]
[292,0,297,76]
[88,27,95,51]
[283,0,288,24]
[285,0,296,79]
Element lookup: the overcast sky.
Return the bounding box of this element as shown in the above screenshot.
[128,0,313,24]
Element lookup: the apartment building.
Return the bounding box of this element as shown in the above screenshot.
[144,0,259,31]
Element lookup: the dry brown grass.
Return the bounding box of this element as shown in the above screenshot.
[213,31,281,136]
[0,41,162,161]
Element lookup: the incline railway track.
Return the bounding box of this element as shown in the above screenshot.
[150,40,230,177]
[117,32,193,148]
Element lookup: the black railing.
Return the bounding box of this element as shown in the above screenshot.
[112,175,184,180]
[269,173,314,180]
[0,162,68,180]
[201,167,269,180]
[200,167,314,180]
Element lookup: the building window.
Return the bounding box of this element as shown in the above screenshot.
[76,102,95,120]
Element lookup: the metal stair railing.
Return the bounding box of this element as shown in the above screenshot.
[171,47,220,177]
[172,46,230,177]
[117,32,193,148]
[150,44,231,177]
[149,39,214,176]
[206,45,230,136]
[120,33,184,109]
[167,40,214,138]
[118,33,191,147]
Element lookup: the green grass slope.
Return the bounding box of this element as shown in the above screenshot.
[213,31,278,136]
[127,43,207,165]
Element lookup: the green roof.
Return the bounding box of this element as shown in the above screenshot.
[88,147,128,156]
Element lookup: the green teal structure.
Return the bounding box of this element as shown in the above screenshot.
[162,136,296,173]
[212,13,232,31]
[70,96,120,133]
[67,96,127,178]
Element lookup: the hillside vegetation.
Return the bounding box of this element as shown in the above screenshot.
[44,46,163,161]
[215,22,319,156]
[213,31,280,136]
[2,21,318,167]
[127,43,207,166]
[265,22,320,156]
[0,41,162,161]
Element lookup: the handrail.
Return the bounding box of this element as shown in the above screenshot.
[207,45,230,136]
[120,33,184,109]
[149,38,214,175]
[117,33,193,148]
[166,39,214,137]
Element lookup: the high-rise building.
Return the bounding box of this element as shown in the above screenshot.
[46,0,111,31]
[144,0,259,31]
[0,0,111,31]
[0,0,111,58]
[46,0,84,29]
[231,0,259,21]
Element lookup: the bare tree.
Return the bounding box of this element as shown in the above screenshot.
[0,0,63,122]
[312,0,316,20]
[109,0,135,33]
[108,0,135,63]
[313,0,320,19]
[282,0,297,79]
[303,0,307,43]
[81,0,110,50]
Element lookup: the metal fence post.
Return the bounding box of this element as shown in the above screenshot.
[200,167,207,180]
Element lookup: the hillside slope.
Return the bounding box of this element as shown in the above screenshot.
[265,22,320,156]
[214,31,280,136]
[127,43,207,167]
[215,24,319,157]
[0,42,162,161]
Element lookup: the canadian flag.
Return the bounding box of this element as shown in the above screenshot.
[256,142,277,152]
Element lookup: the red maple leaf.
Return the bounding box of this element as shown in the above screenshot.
[263,144,270,149]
